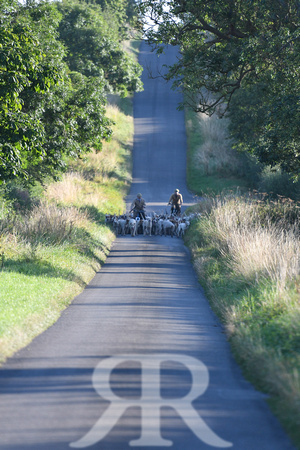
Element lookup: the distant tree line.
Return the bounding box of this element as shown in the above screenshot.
[138,0,300,178]
[0,0,142,184]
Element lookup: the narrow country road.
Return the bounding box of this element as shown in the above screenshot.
[0,42,294,449]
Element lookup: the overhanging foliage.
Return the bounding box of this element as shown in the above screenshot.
[0,0,142,184]
[138,0,300,177]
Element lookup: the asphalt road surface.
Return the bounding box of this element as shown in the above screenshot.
[0,42,294,450]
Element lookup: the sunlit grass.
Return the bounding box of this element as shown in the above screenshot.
[185,194,300,446]
[0,101,132,363]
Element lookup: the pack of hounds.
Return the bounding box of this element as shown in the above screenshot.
[105,211,200,238]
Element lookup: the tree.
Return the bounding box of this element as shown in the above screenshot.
[0,0,143,184]
[17,1,112,181]
[228,76,300,176]
[138,0,300,175]
[57,0,143,96]
[0,7,61,182]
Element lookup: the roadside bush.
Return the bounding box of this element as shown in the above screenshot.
[2,182,39,212]
[258,166,300,201]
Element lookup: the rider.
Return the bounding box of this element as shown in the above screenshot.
[168,188,183,215]
[130,193,146,219]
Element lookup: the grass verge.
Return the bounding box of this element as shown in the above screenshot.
[185,106,252,195]
[0,101,133,363]
[185,104,300,447]
[184,195,300,447]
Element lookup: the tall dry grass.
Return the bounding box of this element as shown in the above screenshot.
[188,193,300,444]
[13,202,89,245]
[46,172,85,204]
[195,114,242,176]
[45,170,109,209]
[84,147,118,183]
[202,195,300,290]
[0,201,89,261]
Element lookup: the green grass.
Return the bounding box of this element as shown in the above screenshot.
[188,172,248,195]
[0,101,132,363]
[184,196,300,448]
[183,98,300,446]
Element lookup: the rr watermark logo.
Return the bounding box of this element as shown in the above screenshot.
[70,354,232,448]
